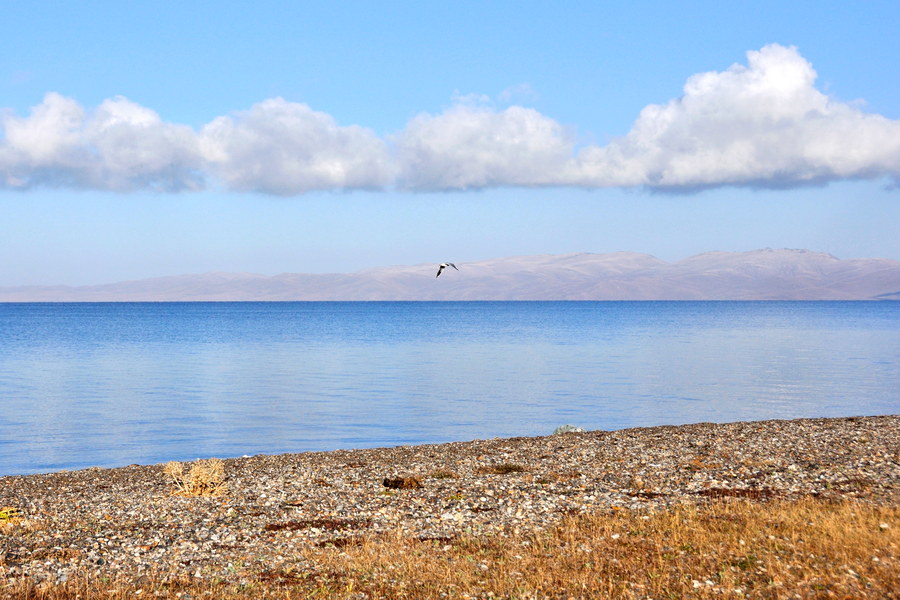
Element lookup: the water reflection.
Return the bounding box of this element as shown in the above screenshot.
[1,302,897,475]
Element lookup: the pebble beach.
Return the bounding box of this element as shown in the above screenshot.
[1,415,898,588]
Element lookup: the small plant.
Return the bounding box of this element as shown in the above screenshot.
[476,463,527,475]
[428,469,459,479]
[382,476,423,490]
[684,456,722,471]
[0,506,22,525]
[164,458,228,497]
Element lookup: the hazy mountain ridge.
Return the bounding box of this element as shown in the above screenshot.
[2,249,899,301]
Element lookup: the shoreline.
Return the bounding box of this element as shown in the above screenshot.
[2,415,898,588]
[4,412,899,479]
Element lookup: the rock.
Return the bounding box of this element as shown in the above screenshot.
[553,425,585,434]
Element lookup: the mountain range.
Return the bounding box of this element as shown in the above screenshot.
[2,249,899,302]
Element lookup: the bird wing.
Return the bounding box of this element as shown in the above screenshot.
[449,263,458,270]
[436,266,443,277]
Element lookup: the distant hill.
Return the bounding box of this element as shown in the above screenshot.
[2,249,899,301]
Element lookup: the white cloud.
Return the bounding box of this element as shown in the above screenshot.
[2,45,898,194]
[569,44,900,189]
[199,98,392,195]
[0,93,203,191]
[391,44,900,191]
[86,96,204,191]
[395,104,575,190]
[1,92,90,188]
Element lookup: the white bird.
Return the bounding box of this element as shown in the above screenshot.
[436,262,459,277]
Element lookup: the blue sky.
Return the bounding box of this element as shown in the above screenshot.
[2,0,899,286]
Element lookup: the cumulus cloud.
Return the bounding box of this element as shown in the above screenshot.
[1,44,898,194]
[568,44,900,189]
[395,103,575,189]
[0,94,390,194]
[0,93,203,191]
[397,44,900,191]
[199,98,392,195]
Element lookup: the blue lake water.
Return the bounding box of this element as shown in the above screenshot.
[1,301,897,476]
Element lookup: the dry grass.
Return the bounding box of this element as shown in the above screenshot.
[427,468,460,479]
[476,463,529,475]
[382,476,423,490]
[163,458,228,497]
[0,506,27,534]
[5,496,898,599]
[0,506,22,525]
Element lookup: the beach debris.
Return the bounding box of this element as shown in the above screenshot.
[265,518,372,532]
[383,476,423,489]
[553,424,585,434]
[694,487,780,500]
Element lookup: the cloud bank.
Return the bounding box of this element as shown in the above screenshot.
[2,44,899,195]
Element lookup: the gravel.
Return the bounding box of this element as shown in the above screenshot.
[2,415,897,587]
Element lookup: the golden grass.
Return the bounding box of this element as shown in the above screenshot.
[5,496,898,599]
[163,458,228,497]
[476,463,529,475]
[427,469,460,479]
[0,506,22,525]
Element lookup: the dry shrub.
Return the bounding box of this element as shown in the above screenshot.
[163,458,227,497]
[427,469,459,479]
[476,463,528,475]
[382,476,422,489]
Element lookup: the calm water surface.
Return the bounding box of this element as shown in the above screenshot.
[1,301,897,475]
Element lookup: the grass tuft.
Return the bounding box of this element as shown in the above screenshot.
[163,458,228,497]
[0,506,22,525]
[476,463,528,475]
[427,469,459,479]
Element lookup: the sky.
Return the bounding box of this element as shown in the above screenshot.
[1,0,899,286]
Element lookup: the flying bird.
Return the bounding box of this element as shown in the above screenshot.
[436,262,459,277]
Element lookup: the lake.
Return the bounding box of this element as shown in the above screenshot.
[1,301,897,475]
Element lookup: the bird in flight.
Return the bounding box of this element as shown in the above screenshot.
[436,262,459,277]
